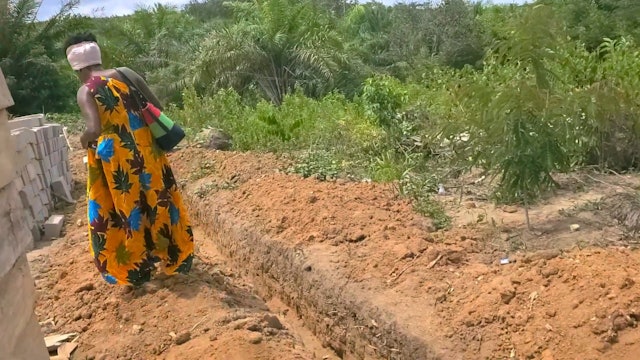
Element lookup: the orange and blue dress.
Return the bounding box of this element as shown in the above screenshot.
[85,75,194,286]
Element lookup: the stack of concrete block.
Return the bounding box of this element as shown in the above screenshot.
[0,67,50,360]
[8,114,73,240]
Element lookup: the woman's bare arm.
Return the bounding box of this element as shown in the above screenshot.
[118,67,164,111]
[78,85,101,149]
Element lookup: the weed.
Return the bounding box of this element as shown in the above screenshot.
[397,172,451,230]
[289,149,341,181]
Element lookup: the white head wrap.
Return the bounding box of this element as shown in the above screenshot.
[66,41,102,71]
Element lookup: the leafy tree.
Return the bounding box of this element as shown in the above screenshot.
[441,4,572,228]
[189,0,348,105]
[0,0,89,115]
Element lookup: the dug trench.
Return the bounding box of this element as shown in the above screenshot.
[34,143,640,360]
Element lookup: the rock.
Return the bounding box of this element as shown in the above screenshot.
[540,349,554,360]
[264,328,278,336]
[174,331,191,345]
[263,314,284,330]
[525,249,561,263]
[346,232,367,243]
[303,263,312,272]
[75,282,95,293]
[82,310,93,320]
[545,310,557,318]
[248,333,263,344]
[143,281,160,294]
[613,316,629,331]
[246,323,263,332]
[400,251,416,260]
[502,206,518,213]
[619,277,635,290]
[595,342,611,353]
[73,311,82,321]
[591,321,609,335]
[308,195,318,204]
[500,289,516,304]
[446,249,465,264]
[570,224,580,232]
[541,267,559,278]
[464,202,477,209]
[76,219,83,227]
[209,334,218,341]
[206,129,233,151]
[132,325,142,335]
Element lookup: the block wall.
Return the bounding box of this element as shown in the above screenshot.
[0,68,49,359]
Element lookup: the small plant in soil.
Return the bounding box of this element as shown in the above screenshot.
[397,172,451,230]
[189,160,216,181]
[289,149,341,181]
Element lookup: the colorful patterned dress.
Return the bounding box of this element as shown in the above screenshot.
[85,75,194,286]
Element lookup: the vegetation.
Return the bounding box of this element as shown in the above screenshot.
[5,0,640,228]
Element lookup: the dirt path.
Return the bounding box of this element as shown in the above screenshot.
[30,146,338,360]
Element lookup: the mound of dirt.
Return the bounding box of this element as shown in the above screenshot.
[176,147,640,360]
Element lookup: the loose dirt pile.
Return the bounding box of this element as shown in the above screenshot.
[173,147,640,360]
[31,143,640,360]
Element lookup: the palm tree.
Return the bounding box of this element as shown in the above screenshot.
[190,0,348,105]
[0,0,87,115]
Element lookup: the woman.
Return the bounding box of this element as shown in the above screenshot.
[65,33,194,286]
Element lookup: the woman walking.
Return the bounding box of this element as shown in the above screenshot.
[65,33,194,286]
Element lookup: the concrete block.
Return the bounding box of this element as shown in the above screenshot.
[14,149,30,172]
[0,255,49,360]
[30,197,43,219]
[0,118,16,188]
[38,189,49,206]
[51,176,73,202]
[26,163,38,181]
[12,175,24,192]
[30,225,41,242]
[7,114,45,131]
[49,167,60,182]
[35,207,48,223]
[50,124,62,137]
[11,128,34,151]
[44,214,64,240]
[31,141,45,159]
[0,68,14,110]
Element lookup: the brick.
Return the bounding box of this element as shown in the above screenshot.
[11,129,33,151]
[35,208,48,223]
[12,176,24,192]
[38,190,49,207]
[50,124,62,137]
[0,119,16,188]
[29,198,43,220]
[51,176,74,203]
[31,126,47,142]
[14,149,30,173]
[49,167,60,183]
[43,215,64,240]
[26,163,38,181]
[7,114,44,131]
[31,142,45,159]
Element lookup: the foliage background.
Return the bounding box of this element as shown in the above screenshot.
[4,0,640,227]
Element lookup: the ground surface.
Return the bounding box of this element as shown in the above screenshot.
[31,142,640,360]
